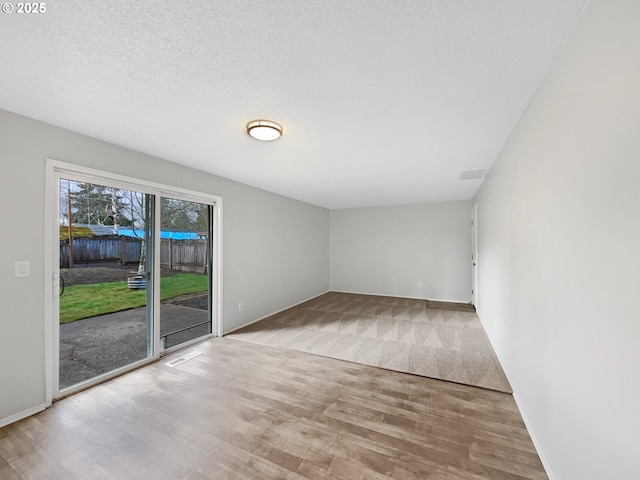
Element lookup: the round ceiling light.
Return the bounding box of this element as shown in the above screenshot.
[246,119,283,141]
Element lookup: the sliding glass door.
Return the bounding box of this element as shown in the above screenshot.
[159,197,213,349]
[58,179,154,391]
[50,161,220,399]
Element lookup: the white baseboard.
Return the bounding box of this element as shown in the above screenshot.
[224,290,330,335]
[512,392,556,480]
[474,309,555,479]
[331,289,471,304]
[0,403,47,429]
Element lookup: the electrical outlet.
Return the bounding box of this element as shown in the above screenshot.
[417,282,423,288]
[238,302,244,311]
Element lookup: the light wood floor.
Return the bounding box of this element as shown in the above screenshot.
[0,338,547,480]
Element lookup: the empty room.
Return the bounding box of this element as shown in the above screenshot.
[0,1,638,479]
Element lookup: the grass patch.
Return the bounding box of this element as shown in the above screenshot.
[60,273,208,324]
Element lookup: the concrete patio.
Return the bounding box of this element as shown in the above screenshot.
[59,303,209,389]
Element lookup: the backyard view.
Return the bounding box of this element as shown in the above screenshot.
[58,178,212,390]
[60,271,208,324]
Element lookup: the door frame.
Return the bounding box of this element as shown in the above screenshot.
[44,159,223,404]
[471,203,478,307]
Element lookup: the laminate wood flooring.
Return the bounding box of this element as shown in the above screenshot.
[0,338,547,480]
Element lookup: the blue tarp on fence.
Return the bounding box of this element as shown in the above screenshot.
[73,224,201,240]
[115,228,200,240]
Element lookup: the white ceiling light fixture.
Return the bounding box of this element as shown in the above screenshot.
[246,119,283,141]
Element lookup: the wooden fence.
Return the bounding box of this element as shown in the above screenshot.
[61,237,208,273]
[160,238,208,274]
[60,236,141,268]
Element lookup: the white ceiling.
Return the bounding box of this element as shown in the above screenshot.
[0,0,588,209]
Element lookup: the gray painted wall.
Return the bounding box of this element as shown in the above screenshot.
[330,202,472,302]
[474,0,640,478]
[0,108,329,424]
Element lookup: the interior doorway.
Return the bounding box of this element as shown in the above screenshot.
[471,203,478,306]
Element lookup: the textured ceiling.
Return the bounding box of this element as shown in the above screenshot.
[0,0,588,209]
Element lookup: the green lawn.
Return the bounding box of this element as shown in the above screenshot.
[60,273,208,324]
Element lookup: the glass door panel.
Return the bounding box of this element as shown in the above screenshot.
[58,179,154,391]
[159,197,212,349]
